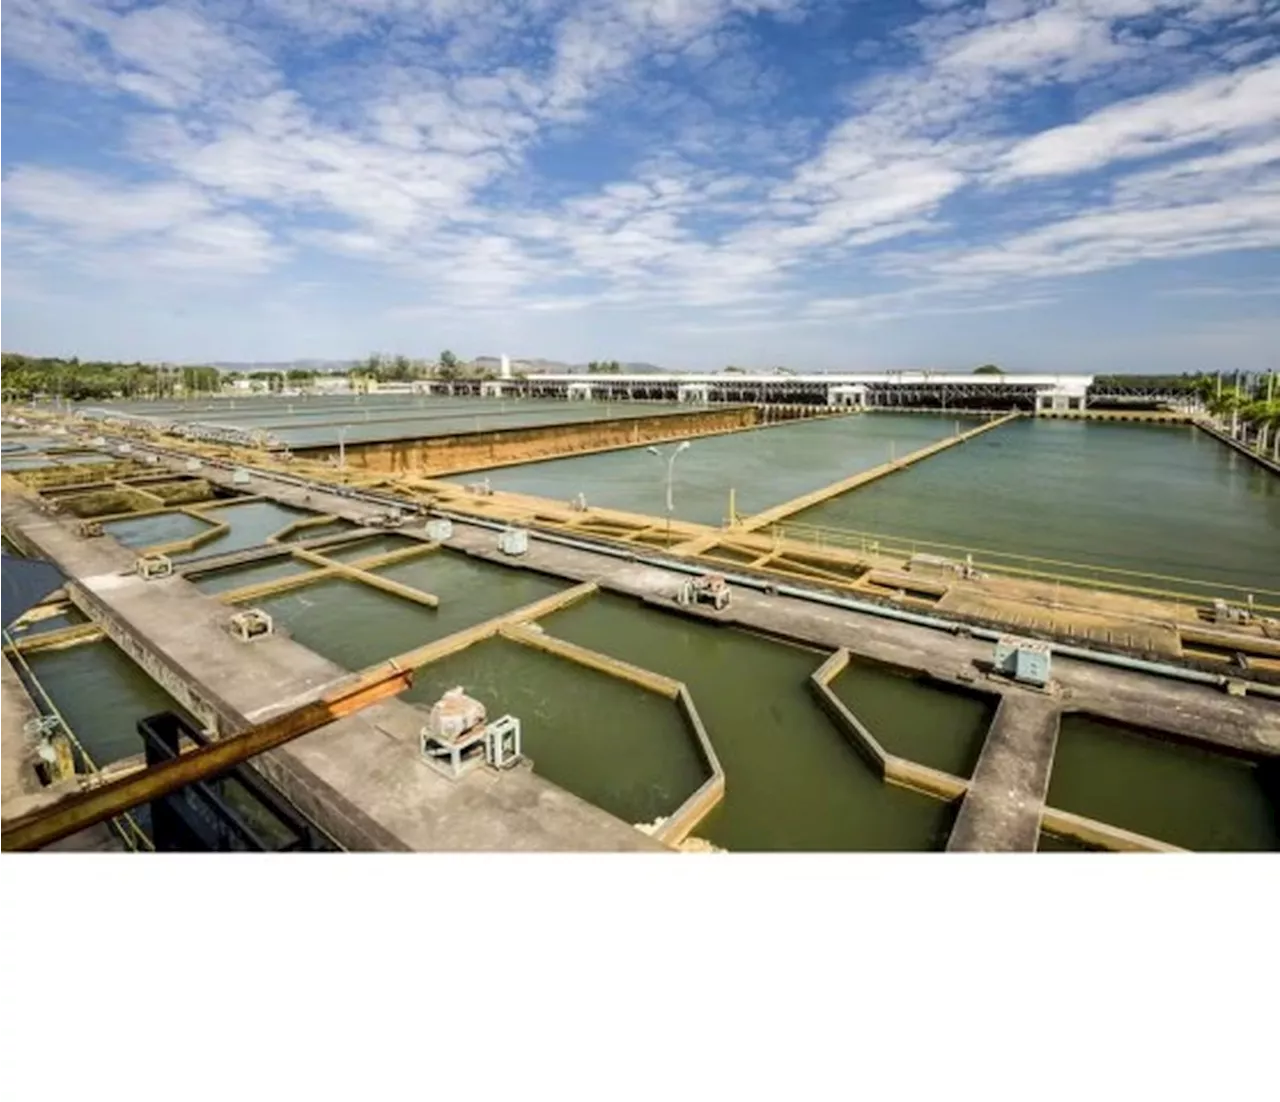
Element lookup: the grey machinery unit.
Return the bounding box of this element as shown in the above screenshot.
[420,688,523,780]
[498,527,529,557]
[677,574,731,612]
[992,636,1052,688]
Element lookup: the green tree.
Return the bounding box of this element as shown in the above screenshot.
[436,350,462,381]
[973,364,1004,375]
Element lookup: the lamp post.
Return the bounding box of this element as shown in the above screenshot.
[338,425,348,476]
[647,441,690,547]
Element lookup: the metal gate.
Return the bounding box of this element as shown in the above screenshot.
[139,712,335,852]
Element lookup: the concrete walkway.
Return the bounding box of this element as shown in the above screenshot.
[946,694,1061,853]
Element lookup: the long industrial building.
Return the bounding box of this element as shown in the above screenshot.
[438,371,1108,412]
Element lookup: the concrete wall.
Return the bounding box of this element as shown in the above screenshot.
[291,406,760,476]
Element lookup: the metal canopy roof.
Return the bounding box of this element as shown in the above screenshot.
[2,553,68,630]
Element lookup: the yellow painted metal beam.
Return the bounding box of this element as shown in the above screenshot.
[500,622,681,697]
[216,566,339,604]
[265,512,341,543]
[383,581,598,672]
[5,622,104,655]
[1039,807,1185,853]
[290,546,440,608]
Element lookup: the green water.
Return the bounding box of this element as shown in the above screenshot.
[455,413,977,525]
[188,556,315,595]
[176,501,312,561]
[794,419,1280,594]
[1046,715,1279,851]
[100,501,311,559]
[280,519,359,543]
[103,510,210,549]
[1036,831,1099,853]
[320,534,423,563]
[542,592,957,851]
[830,664,995,778]
[25,641,193,766]
[243,552,565,670]
[406,637,707,826]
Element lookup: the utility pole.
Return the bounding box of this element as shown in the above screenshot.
[647,441,691,547]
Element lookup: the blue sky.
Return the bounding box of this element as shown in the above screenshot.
[2,0,1278,371]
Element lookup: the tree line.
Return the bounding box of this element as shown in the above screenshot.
[0,349,510,401]
[1,353,221,401]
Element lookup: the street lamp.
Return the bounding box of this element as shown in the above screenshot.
[647,441,690,546]
[338,425,348,476]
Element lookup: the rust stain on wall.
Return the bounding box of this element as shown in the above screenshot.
[292,406,762,476]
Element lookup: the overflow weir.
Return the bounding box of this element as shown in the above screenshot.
[3,403,1278,853]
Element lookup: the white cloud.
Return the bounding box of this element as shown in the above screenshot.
[929,185,1280,281]
[0,0,276,108]
[996,55,1280,180]
[3,166,283,275]
[3,167,215,240]
[3,0,1279,364]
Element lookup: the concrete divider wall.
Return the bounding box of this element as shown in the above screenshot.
[291,546,441,608]
[808,649,889,777]
[809,648,970,805]
[6,622,104,655]
[500,622,681,697]
[387,581,598,671]
[217,566,338,605]
[1039,807,1185,852]
[1194,418,1280,476]
[657,686,726,847]
[290,406,759,476]
[734,412,1017,533]
[66,583,237,736]
[143,509,229,557]
[268,513,341,542]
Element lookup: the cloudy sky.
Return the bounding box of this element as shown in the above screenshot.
[2,0,1278,371]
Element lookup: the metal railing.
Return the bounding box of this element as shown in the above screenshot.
[768,522,1280,613]
[3,628,153,852]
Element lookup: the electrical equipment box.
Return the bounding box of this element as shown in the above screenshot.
[229,609,274,642]
[498,528,528,556]
[993,636,1051,687]
[137,553,174,581]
